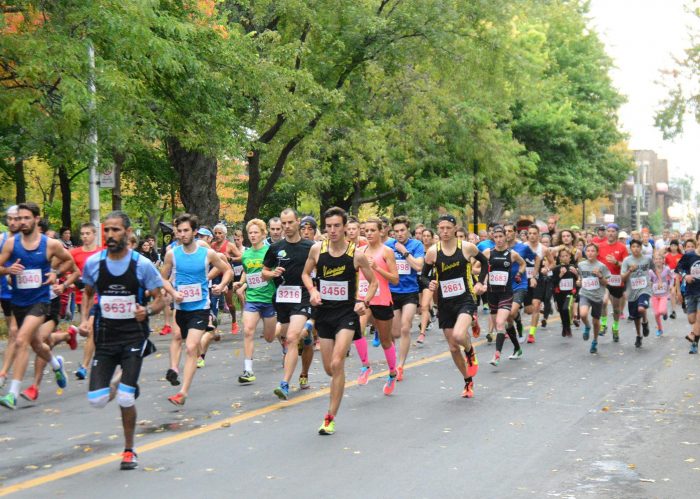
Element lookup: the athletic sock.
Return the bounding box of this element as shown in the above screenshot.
[612,320,619,331]
[495,332,506,352]
[9,379,20,398]
[507,330,521,349]
[601,316,608,328]
[353,337,369,364]
[49,356,61,370]
[528,326,536,336]
[244,358,253,372]
[383,344,397,372]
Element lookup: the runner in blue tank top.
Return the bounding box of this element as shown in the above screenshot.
[0,205,21,389]
[0,202,74,410]
[161,213,233,407]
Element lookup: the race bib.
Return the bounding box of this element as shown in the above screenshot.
[526,267,534,279]
[319,280,348,301]
[178,283,203,303]
[16,269,42,289]
[630,276,647,290]
[396,260,411,275]
[559,278,574,291]
[233,265,244,277]
[652,282,668,295]
[488,271,509,286]
[691,266,700,278]
[581,277,600,291]
[358,279,379,298]
[440,277,466,298]
[100,295,136,319]
[245,272,266,289]
[607,274,622,287]
[276,285,301,303]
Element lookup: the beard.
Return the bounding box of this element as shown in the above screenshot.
[20,220,36,235]
[106,236,127,253]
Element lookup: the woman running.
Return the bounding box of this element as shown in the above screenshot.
[650,252,673,337]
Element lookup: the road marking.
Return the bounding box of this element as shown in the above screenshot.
[0,338,489,496]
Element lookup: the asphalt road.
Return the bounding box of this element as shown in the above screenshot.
[1,311,699,498]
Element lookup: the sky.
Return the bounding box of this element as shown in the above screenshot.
[588,0,699,192]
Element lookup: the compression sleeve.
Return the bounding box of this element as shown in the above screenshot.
[474,251,488,285]
[420,261,434,287]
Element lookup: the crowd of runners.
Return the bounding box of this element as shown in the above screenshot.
[1,203,699,470]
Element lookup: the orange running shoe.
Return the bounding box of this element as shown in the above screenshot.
[168,392,186,406]
[67,325,79,350]
[159,324,172,336]
[461,379,474,398]
[231,322,240,335]
[465,347,479,377]
[396,366,404,382]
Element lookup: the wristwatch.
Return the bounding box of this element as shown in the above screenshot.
[402,252,410,259]
[146,305,154,317]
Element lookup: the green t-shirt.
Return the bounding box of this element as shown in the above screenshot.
[241,245,275,303]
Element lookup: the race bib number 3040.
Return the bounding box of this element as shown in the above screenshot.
[16,269,42,290]
[101,295,136,319]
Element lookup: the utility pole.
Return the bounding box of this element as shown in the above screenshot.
[87,42,101,245]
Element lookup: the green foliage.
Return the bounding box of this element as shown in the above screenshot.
[647,208,664,234]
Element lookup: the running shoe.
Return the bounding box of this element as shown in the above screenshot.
[0,392,17,410]
[165,368,180,386]
[642,321,650,337]
[590,340,598,354]
[573,318,580,328]
[583,326,590,341]
[396,366,404,382]
[416,332,426,344]
[635,336,642,348]
[196,357,205,369]
[54,356,67,389]
[318,415,335,435]
[489,351,500,366]
[20,384,38,402]
[357,366,372,385]
[656,329,663,337]
[371,328,380,347]
[461,379,474,398]
[465,348,479,377]
[527,333,535,344]
[168,392,186,406]
[299,375,310,390]
[612,324,620,343]
[690,342,698,355]
[75,365,87,380]
[670,311,676,319]
[159,324,172,336]
[231,322,240,335]
[274,382,289,400]
[120,450,138,470]
[471,318,481,338]
[508,349,523,360]
[238,370,256,384]
[541,319,547,328]
[599,324,606,336]
[561,328,566,337]
[662,313,668,321]
[383,375,397,395]
[67,325,79,350]
[486,332,494,343]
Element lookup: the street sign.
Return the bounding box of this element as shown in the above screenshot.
[99,168,115,188]
[603,214,615,223]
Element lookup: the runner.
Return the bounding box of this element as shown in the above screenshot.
[675,239,700,354]
[621,239,653,348]
[665,239,682,319]
[523,224,549,343]
[417,228,436,344]
[386,216,424,380]
[354,217,399,393]
[577,244,610,353]
[504,223,530,339]
[160,214,233,405]
[345,216,368,248]
[78,211,164,470]
[262,208,315,400]
[302,206,377,434]
[482,226,527,366]
[597,224,628,341]
[0,202,74,410]
[210,223,242,334]
[266,217,283,245]
[551,248,577,337]
[0,206,20,388]
[233,219,277,384]
[650,252,673,337]
[422,214,487,397]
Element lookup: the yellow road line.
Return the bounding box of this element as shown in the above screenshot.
[1,338,490,496]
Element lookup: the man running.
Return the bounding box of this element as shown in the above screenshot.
[0,202,73,409]
[303,206,377,434]
[0,206,20,388]
[161,214,233,406]
[210,223,241,334]
[422,214,487,398]
[266,217,283,245]
[597,224,628,341]
[677,239,700,353]
[79,211,165,470]
[523,224,549,343]
[263,208,316,399]
[386,216,424,381]
[621,239,653,348]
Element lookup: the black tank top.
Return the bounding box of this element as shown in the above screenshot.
[488,248,513,294]
[435,240,475,303]
[316,240,357,311]
[95,250,149,344]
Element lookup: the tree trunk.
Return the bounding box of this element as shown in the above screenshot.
[243,150,261,223]
[166,137,220,227]
[111,151,125,211]
[57,164,72,229]
[14,158,26,204]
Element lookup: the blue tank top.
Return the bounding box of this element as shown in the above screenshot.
[10,234,52,306]
[172,245,210,311]
[0,233,12,300]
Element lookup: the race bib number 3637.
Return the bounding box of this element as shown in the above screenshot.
[101,295,136,319]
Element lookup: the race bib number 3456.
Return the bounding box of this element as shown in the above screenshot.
[319,280,348,301]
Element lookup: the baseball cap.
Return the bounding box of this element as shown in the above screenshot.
[300,216,317,230]
[618,230,628,239]
[437,214,457,225]
[197,227,213,237]
[607,223,620,231]
[597,225,606,231]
